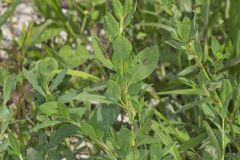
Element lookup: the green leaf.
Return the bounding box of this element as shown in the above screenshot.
[19,25,61,46]
[220,79,233,118]
[211,37,223,60]
[202,145,218,160]
[128,46,159,85]
[158,88,207,96]
[91,104,120,130]
[50,68,67,92]
[193,33,203,61]
[151,121,181,160]
[38,27,62,42]
[57,102,70,118]
[176,99,208,113]
[112,36,132,69]
[23,68,46,97]
[31,120,62,132]
[177,65,198,76]
[139,21,175,31]
[181,17,191,41]
[112,0,124,20]
[0,106,12,135]
[26,149,43,160]
[221,57,240,71]
[57,90,78,103]
[39,101,58,116]
[203,121,222,159]
[69,107,86,119]
[117,127,131,149]
[8,133,22,157]
[0,141,8,153]
[123,0,136,27]
[179,133,207,151]
[37,57,59,76]
[220,94,232,119]
[211,37,221,55]
[3,74,18,105]
[53,69,100,82]
[104,13,119,42]
[0,0,20,27]
[201,103,218,123]
[150,143,162,159]
[92,35,113,69]
[177,17,191,41]
[106,80,122,100]
[159,143,176,158]
[165,40,185,50]
[45,124,79,149]
[178,77,196,87]
[26,20,53,47]
[58,45,89,68]
[81,122,104,140]
[123,0,133,17]
[73,92,114,104]
[0,70,8,87]
[136,135,160,147]
[220,79,232,104]
[46,0,66,21]
[128,81,142,96]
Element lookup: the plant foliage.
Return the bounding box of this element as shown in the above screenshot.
[1,0,240,159]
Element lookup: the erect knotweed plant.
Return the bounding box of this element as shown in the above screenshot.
[161,16,237,160]
[2,0,240,160]
[2,0,161,159]
[91,0,160,159]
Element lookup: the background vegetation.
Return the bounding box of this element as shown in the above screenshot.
[1,0,240,159]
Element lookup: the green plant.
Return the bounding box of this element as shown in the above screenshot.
[1,0,240,160]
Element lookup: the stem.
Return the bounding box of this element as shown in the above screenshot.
[188,45,222,106]
[131,124,136,160]
[221,118,225,160]
[201,67,210,81]
[119,17,124,34]
[70,121,117,159]
[188,43,226,160]
[81,14,87,33]
[17,82,25,118]
[19,154,23,160]
[121,85,136,160]
[16,25,31,118]
[127,108,136,160]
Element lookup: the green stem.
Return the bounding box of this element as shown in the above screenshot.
[201,67,210,81]
[189,43,226,160]
[221,118,225,160]
[81,14,87,33]
[122,85,136,160]
[19,154,23,160]
[128,111,136,160]
[119,17,124,34]
[188,45,222,106]
[68,121,117,160]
